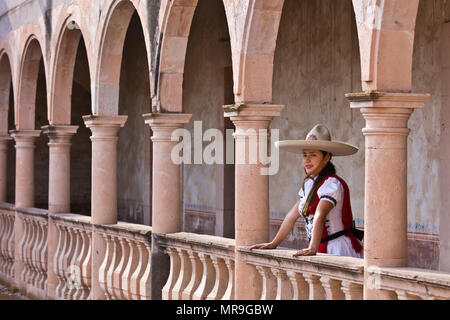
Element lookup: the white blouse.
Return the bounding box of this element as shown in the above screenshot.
[298,176,344,239]
[298,176,362,258]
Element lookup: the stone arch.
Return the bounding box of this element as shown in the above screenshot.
[16,36,45,130]
[0,51,13,134]
[50,18,83,124]
[225,0,285,104]
[157,0,199,112]
[352,0,420,92]
[93,0,152,116]
[49,5,94,124]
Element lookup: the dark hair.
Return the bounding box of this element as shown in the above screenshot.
[301,151,335,217]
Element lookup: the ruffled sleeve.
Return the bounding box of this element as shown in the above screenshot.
[317,177,343,207]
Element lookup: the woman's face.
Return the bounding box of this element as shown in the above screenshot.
[302,149,329,176]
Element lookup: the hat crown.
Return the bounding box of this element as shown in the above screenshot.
[306,124,331,142]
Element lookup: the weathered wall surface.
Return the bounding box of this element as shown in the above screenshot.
[70,38,91,216]
[410,0,450,270]
[269,0,365,250]
[117,12,152,225]
[182,0,233,235]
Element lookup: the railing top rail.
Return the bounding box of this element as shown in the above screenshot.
[373,266,450,288]
[15,207,48,219]
[51,213,92,226]
[94,221,152,242]
[156,232,235,255]
[0,202,15,210]
[238,247,364,274]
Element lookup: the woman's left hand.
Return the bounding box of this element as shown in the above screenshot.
[293,247,317,257]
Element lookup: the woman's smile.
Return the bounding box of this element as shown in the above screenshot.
[303,149,329,176]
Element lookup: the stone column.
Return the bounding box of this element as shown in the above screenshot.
[83,115,127,300]
[42,125,78,299]
[142,112,192,300]
[0,135,12,202]
[346,92,429,300]
[224,104,284,299]
[10,129,41,291]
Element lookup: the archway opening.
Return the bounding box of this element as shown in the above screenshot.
[70,35,92,216]
[182,0,235,238]
[117,11,152,225]
[411,0,447,271]
[270,0,363,249]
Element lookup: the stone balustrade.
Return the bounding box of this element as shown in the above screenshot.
[51,213,92,300]
[366,266,450,300]
[156,232,235,300]
[94,222,152,300]
[15,207,49,299]
[3,209,450,300]
[238,247,365,300]
[0,203,15,286]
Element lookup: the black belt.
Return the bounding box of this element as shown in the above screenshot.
[320,229,348,243]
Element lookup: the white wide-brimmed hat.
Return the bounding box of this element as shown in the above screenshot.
[275,124,358,156]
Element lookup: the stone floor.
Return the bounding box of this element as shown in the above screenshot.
[0,284,28,300]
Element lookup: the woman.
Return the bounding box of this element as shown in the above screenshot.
[250,124,363,258]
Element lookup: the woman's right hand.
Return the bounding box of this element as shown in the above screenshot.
[249,242,277,250]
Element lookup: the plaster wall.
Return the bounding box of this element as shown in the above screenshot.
[182,0,233,235]
[411,0,450,271]
[117,13,152,225]
[70,38,91,216]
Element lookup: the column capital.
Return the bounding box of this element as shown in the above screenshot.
[82,115,128,140]
[9,129,41,140]
[0,134,12,142]
[41,125,79,136]
[345,91,430,109]
[142,112,192,128]
[223,103,284,121]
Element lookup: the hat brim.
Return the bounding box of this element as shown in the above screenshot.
[275,140,358,156]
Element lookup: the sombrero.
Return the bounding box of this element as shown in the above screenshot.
[274,124,358,156]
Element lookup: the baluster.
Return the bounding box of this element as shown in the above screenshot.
[62,226,76,299]
[7,214,15,281]
[31,219,43,293]
[25,218,36,288]
[182,250,202,300]
[67,228,82,299]
[320,276,345,300]
[39,220,48,294]
[112,237,129,300]
[341,280,363,300]
[138,242,151,300]
[0,213,5,279]
[172,248,191,300]
[130,241,145,300]
[98,233,113,300]
[28,219,38,291]
[162,247,181,300]
[255,266,277,300]
[271,268,292,300]
[122,239,139,300]
[206,256,228,300]
[222,258,234,300]
[192,253,215,300]
[106,236,122,300]
[34,219,46,293]
[54,223,66,299]
[20,217,30,285]
[303,273,324,300]
[75,230,90,300]
[287,271,308,300]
